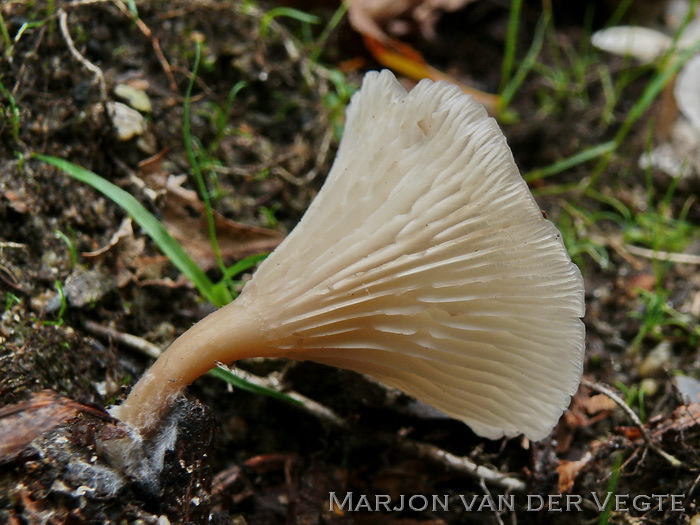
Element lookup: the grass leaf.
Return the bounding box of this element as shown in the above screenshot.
[34,154,225,306]
[209,366,302,406]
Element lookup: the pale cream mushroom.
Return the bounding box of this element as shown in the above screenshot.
[591,21,700,64]
[591,26,673,63]
[114,70,585,441]
[675,53,700,132]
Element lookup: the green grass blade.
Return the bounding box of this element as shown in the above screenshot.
[598,453,623,525]
[209,366,302,406]
[499,13,547,112]
[34,154,224,306]
[184,41,229,284]
[259,7,321,39]
[0,78,20,141]
[500,0,523,94]
[525,141,617,182]
[222,253,268,281]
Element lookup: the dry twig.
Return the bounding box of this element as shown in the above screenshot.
[624,244,700,265]
[583,379,682,468]
[58,9,107,101]
[110,0,178,92]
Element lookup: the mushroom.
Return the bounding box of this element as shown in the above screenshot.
[113,70,585,441]
[591,26,673,64]
[675,53,700,132]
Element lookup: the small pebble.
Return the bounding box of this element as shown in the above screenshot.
[638,341,672,378]
[106,101,146,141]
[114,84,152,113]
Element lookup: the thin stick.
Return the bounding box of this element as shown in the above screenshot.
[58,9,107,101]
[583,379,682,468]
[392,436,526,492]
[111,0,178,92]
[84,320,161,359]
[624,244,700,265]
[479,478,506,525]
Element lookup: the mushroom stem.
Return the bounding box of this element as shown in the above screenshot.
[113,299,270,434]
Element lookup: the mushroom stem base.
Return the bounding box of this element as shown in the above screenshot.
[112,299,269,435]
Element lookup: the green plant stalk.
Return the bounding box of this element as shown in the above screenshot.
[44,280,67,327]
[0,12,11,55]
[35,154,225,306]
[605,0,633,27]
[0,78,20,141]
[525,141,616,182]
[500,0,523,95]
[310,1,348,62]
[209,366,302,405]
[499,12,547,112]
[55,228,78,269]
[598,453,623,525]
[213,81,247,149]
[184,41,228,287]
[588,35,700,187]
[259,7,321,39]
[222,253,268,282]
[47,0,55,40]
[4,292,21,311]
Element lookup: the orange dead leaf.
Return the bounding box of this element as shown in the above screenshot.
[583,393,618,415]
[616,426,644,441]
[556,451,593,493]
[362,35,498,113]
[625,273,656,298]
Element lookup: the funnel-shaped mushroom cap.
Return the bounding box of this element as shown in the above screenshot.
[229,71,585,440]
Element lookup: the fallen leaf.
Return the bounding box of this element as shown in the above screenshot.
[363,35,498,112]
[556,451,593,493]
[83,217,134,257]
[346,0,498,113]
[615,426,643,440]
[625,273,656,298]
[3,190,29,214]
[555,385,615,453]
[583,393,618,415]
[649,402,700,438]
[162,176,283,271]
[0,391,111,464]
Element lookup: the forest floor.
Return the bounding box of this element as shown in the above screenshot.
[1,0,699,524]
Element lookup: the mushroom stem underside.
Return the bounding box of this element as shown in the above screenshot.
[113,300,269,435]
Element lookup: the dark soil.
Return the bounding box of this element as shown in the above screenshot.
[1,1,699,524]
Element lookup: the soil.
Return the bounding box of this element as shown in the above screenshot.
[1,1,699,524]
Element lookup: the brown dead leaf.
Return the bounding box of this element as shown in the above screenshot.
[556,451,593,494]
[137,148,170,190]
[555,386,616,453]
[162,176,283,271]
[0,391,112,464]
[82,217,134,258]
[649,403,700,438]
[625,273,656,298]
[615,426,644,441]
[3,190,29,214]
[583,393,618,415]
